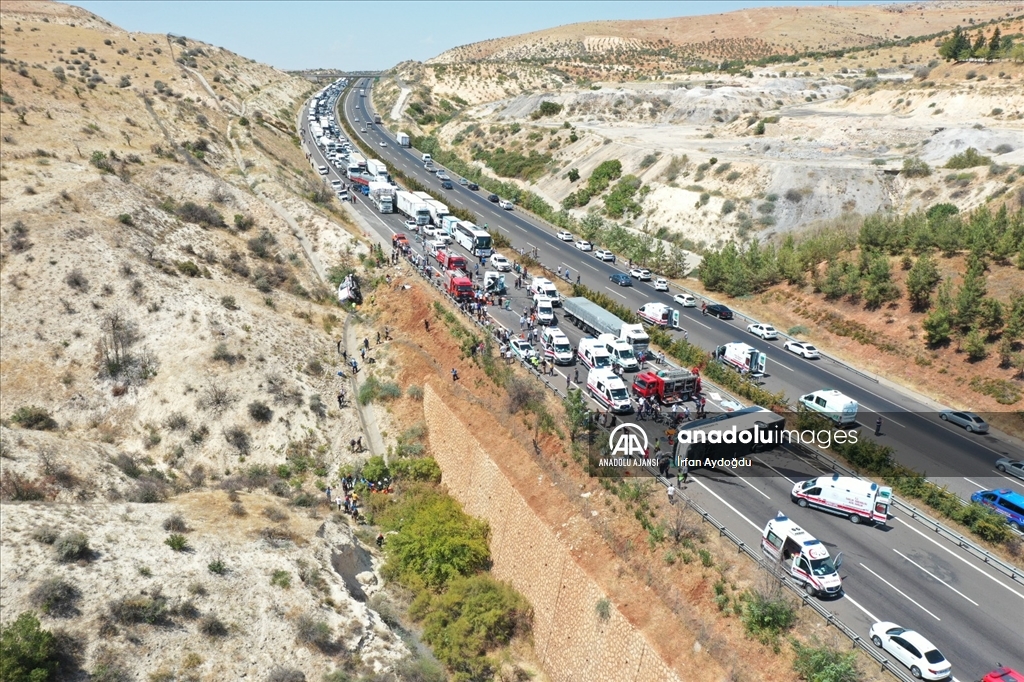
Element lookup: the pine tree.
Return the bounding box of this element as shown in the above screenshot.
[906,254,941,310]
[963,328,988,361]
[988,27,1002,56]
[923,309,952,346]
[971,32,987,58]
[819,260,847,300]
[953,255,988,331]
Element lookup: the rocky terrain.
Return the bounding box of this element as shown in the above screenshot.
[0,2,417,679]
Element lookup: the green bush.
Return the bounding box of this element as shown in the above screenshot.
[530,101,563,119]
[0,612,59,682]
[791,639,860,682]
[358,376,402,405]
[270,569,291,589]
[108,593,168,625]
[742,588,796,648]
[379,485,490,589]
[248,401,273,423]
[29,578,80,618]
[410,574,531,680]
[945,147,991,169]
[11,406,57,431]
[165,533,189,552]
[362,456,390,483]
[390,458,442,483]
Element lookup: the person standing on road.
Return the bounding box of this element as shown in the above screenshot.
[574,368,579,384]
[875,416,883,436]
[667,484,676,505]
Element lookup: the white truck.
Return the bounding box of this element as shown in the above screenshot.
[425,199,450,226]
[597,333,639,373]
[798,389,858,426]
[396,132,410,147]
[540,328,574,365]
[577,338,612,371]
[367,181,394,214]
[714,342,766,376]
[529,277,560,305]
[366,158,388,180]
[792,475,891,525]
[394,190,431,226]
[761,514,844,598]
[587,368,632,414]
[562,297,649,357]
[637,302,671,327]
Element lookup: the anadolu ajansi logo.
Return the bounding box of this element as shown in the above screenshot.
[608,423,649,458]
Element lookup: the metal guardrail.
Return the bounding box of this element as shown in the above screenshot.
[678,493,918,682]
[786,441,1024,580]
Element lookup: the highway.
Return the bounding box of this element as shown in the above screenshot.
[341,80,1024,507]
[302,80,1024,679]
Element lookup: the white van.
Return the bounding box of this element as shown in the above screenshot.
[799,389,858,425]
[529,277,560,306]
[534,296,555,326]
[541,328,574,365]
[425,239,446,257]
[761,514,843,597]
[421,153,432,163]
[587,368,632,414]
[791,474,891,525]
[597,333,638,372]
[578,338,612,370]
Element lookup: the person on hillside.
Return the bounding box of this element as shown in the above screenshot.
[451,368,459,382]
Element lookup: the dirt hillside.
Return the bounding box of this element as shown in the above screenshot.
[0,2,416,679]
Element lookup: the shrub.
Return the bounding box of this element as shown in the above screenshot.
[29,578,80,617]
[11,405,57,431]
[54,531,90,563]
[165,533,189,552]
[229,502,246,517]
[0,612,59,681]
[901,156,931,178]
[742,582,796,648]
[267,668,306,682]
[108,592,168,625]
[31,525,59,545]
[198,614,228,638]
[223,426,251,454]
[163,513,188,532]
[176,260,200,277]
[270,569,291,588]
[946,147,991,169]
[791,639,860,682]
[295,614,332,650]
[221,295,238,310]
[176,202,225,228]
[721,199,736,215]
[208,558,227,575]
[248,401,273,423]
[117,213,134,226]
[784,188,803,202]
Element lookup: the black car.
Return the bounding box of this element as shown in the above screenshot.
[467,182,479,190]
[441,180,453,189]
[487,193,500,202]
[705,304,733,320]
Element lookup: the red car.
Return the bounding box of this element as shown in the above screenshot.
[984,668,1024,682]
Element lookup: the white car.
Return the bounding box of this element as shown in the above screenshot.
[784,341,820,359]
[498,199,514,210]
[489,254,511,272]
[556,230,574,241]
[673,293,696,307]
[595,249,616,262]
[654,278,669,292]
[437,172,450,180]
[509,338,537,362]
[868,623,951,681]
[317,165,328,175]
[379,140,387,147]
[354,118,360,122]
[404,219,418,230]
[575,240,593,252]
[629,268,651,281]
[747,323,778,340]
[330,179,342,190]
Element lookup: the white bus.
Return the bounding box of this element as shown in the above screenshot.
[452,222,492,258]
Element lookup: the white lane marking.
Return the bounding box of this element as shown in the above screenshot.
[752,455,795,483]
[858,562,940,621]
[843,595,881,624]
[689,318,714,331]
[736,475,772,500]
[891,517,1024,601]
[688,478,761,531]
[605,287,628,300]
[993,471,1024,490]
[962,477,986,491]
[574,260,602,273]
[773,360,795,372]
[892,549,979,606]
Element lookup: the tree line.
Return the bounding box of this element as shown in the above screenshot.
[938,25,1024,63]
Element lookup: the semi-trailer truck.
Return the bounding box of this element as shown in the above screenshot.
[562,297,649,357]
[425,199,450,226]
[395,190,430,226]
[366,159,388,180]
[396,132,410,147]
[368,181,394,214]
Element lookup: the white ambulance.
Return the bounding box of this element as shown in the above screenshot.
[587,368,632,414]
[761,514,843,598]
[791,474,891,525]
[540,328,574,365]
[578,338,612,370]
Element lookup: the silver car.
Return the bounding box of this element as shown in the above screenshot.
[939,410,989,433]
[995,458,1024,480]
